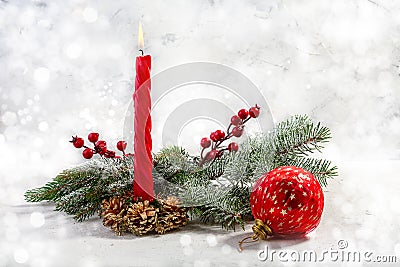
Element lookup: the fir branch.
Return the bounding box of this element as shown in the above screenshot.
[197,206,246,230]
[202,154,230,180]
[24,180,62,202]
[281,157,338,187]
[154,146,198,184]
[194,185,252,230]
[273,115,331,157]
[25,157,134,222]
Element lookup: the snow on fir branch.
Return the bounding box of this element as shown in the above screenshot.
[24,114,337,230]
[273,115,331,156]
[25,157,133,222]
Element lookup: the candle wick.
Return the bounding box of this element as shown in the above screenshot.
[139,49,144,56]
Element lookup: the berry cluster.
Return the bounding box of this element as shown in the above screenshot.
[199,105,260,165]
[70,132,128,160]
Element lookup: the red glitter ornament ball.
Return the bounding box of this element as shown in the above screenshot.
[250,166,324,237]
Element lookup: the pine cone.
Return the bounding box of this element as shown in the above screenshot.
[124,200,159,235]
[100,196,189,236]
[100,196,126,235]
[155,197,188,234]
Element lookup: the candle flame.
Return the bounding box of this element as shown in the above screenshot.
[138,21,144,49]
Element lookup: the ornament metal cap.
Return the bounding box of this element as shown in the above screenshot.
[238,219,273,251]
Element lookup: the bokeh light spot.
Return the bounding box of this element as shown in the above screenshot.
[1,111,17,126]
[38,121,49,132]
[221,244,232,254]
[65,43,82,59]
[34,67,50,83]
[180,234,192,246]
[30,212,45,228]
[83,7,98,23]
[14,249,29,264]
[206,234,217,247]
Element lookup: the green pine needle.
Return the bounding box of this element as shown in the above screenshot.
[25,157,133,222]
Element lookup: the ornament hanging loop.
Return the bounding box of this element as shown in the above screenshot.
[238,219,273,251]
[238,235,259,251]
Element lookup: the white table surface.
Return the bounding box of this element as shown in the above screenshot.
[1,160,399,267]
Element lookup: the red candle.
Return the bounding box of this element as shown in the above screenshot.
[133,22,154,201]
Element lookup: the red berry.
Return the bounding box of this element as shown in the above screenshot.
[205,150,218,161]
[232,126,244,137]
[249,105,260,118]
[104,150,116,158]
[95,140,107,154]
[117,141,127,151]
[228,142,239,152]
[216,150,224,158]
[82,148,93,159]
[88,132,99,143]
[96,140,106,146]
[231,115,242,126]
[210,132,218,142]
[238,109,249,120]
[73,137,84,148]
[200,137,211,148]
[96,140,106,148]
[215,130,225,141]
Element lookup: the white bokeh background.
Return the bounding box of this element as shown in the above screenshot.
[1,0,400,266]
